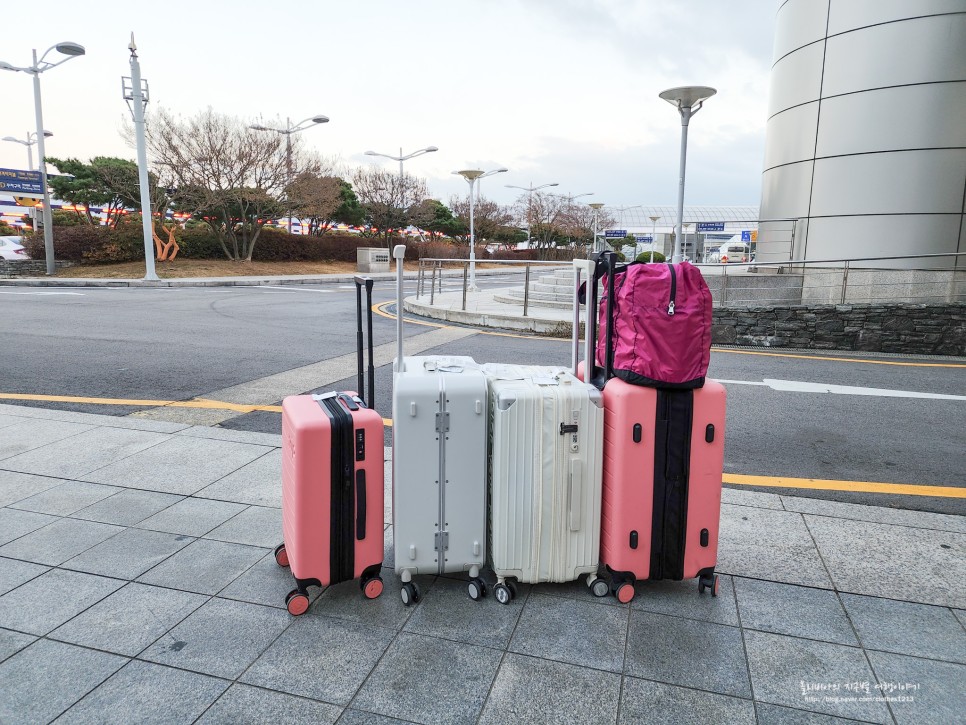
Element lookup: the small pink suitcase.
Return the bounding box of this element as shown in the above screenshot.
[274,277,385,615]
[576,254,726,604]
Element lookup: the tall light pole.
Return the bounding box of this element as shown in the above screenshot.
[659,85,716,264]
[565,192,594,246]
[1,41,86,275]
[365,146,437,239]
[121,34,159,281]
[589,202,604,254]
[648,214,660,262]
[250,114,329,234]
[506,181,558,246]
[455,167,508,290]
[3,131,53,232]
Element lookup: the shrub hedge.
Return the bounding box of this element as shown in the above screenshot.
[636,250,667,263]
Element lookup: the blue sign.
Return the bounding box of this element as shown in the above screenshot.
[0,168,43,195]
[634,235,653,243]
[696,222,725,232]
[741,230,751,242]
[604,229,627,238]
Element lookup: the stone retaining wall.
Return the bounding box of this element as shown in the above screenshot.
[712,303,965,356]
[0,260,75,278]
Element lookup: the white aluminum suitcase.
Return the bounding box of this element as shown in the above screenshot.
[482,363,604,604]
[390,246,489,605]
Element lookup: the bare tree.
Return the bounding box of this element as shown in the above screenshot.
[448,194,516,246]
[145,107,318,261]
[351,167,428,244]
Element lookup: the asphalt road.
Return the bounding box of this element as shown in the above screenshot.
[1,276,963,515]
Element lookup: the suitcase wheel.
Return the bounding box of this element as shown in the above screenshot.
[285,589,310,616]
[591,579,610,598]
[467,577,487,602]
[363,576,384,600]
[494,582,515,606]
[615,582,635,604]
[273,544,289,568]
[698,573,719,598]
[400,582,420,607]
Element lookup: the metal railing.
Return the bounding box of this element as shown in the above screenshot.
[413,253,964,312]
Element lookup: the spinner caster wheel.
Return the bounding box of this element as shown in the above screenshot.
[591,578,610,598]
[615,582,635,604]
[506,580,518,600]
[699,574,720,597]
[362,576,384,600]
[494,583,512,605]
[467,577,486,601]
[400,582,420,606]
[285,589,309,616]
[273,543,289,568]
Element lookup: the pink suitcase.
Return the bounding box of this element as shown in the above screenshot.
[576,254,726,604]
[274,277,385,615]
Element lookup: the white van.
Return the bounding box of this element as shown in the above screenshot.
[706,235,750,264]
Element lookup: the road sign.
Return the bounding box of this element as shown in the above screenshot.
[0,168,43,196]
[604,229,627,238]
[696,222,725,232]
[634,235,653,243]
[741,230,751,242]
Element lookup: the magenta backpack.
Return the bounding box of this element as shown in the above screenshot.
[587,254,712,389]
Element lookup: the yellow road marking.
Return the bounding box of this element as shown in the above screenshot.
[724,473,966,498]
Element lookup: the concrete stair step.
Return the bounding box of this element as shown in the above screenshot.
[492,293,577,310]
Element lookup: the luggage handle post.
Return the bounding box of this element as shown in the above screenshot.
[393,245,406,373]
[353,275,376,408]
[572,258,596,383]
[603,251,616,381]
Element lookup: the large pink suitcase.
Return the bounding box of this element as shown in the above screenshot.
[274,277,385,615]
[576,254,726,604]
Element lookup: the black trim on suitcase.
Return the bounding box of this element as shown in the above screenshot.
[319,396,356,584]
[649,388,693,581]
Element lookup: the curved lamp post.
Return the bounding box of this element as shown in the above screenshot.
[1,41,86,274]
[659,85,716,263]
[648,214,660,262]
[250,114,329,234]
[589,202,604,254]
[506,181,558,246]
[365,146,438,239]
[454,167,508,290]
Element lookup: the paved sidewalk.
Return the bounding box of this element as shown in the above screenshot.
[0,403,964,724]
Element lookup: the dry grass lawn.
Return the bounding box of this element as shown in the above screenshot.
[56,259,359,279]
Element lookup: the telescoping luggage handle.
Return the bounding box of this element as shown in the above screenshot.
[393,244,407,373]
[353,275,376,408]
[572,251,617,386]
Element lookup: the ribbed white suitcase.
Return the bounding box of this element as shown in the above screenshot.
[482,363,604,605]
[390,246,489,606]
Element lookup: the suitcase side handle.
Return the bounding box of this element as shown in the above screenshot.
[569,460,583,531]
[355,469,367,540]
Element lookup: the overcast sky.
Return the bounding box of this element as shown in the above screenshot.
[0,0,776,210]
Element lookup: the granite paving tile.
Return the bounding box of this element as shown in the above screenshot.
[618,676,756,724]
[781,495,966,534]
[625,610,752,698]
[0,418,94,461]
[49,582,208,656]
[508,593,627,672]
[721,487,785,510]
[137,497,247,537]
[218,550,312,609]
[204,505,282,548]
[0,638,126,724]
[743,630,889,722]
[404,575,523,648]
[0,405,187,433]
[63,527,193,580]
[241,615,395,705]
[197,684,342,725]
[1,427,168,479]
[312,569,430,631]
[0,517,124,566]
[0,469,65,507]
[352,632,502,725]
[630,574,739,626]
[805,515,966,608]
[336,710,412,725]
[755,703,870,724]
[0,507,59,547]
[867,650,966,725]
[83,436,273,495]
[0,568,125,635]
[71,489,183,526]
[53,660,228,725]
[140,597,290,679]
[841,593,966,664]
[194,449,283,507]
[953,608,966,630]
[477,653,621,725]
[176,425,282,448]
[530,574,624,607]
[734,578,858,645]
[0,556,49,596]
[0,627,36,663]
[137,538,266,595]
[717,505,832,588]
[0,412,23,431]
[9,481,122,516]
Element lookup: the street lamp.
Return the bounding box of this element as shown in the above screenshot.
[659,85,716,264]
[3,131,53,232]
[365,146,437,239]
[454,167,508,290]
[250,114,329,234]
[589,202,604,254]
[505,181,558,246]
[648,215,660,262]
[565,192,593,246]
[1,41,86,275]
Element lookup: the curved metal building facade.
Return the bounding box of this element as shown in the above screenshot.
[758,1,966,268]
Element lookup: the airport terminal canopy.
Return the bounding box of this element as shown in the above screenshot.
[608,205,759,234]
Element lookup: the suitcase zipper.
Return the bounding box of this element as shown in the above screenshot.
[667,263,676,316]
[321,397,356,584]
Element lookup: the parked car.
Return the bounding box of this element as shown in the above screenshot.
[0,236,30,260]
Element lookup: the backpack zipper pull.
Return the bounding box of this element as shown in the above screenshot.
[668,300,675,316]
[666,263,677,316]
